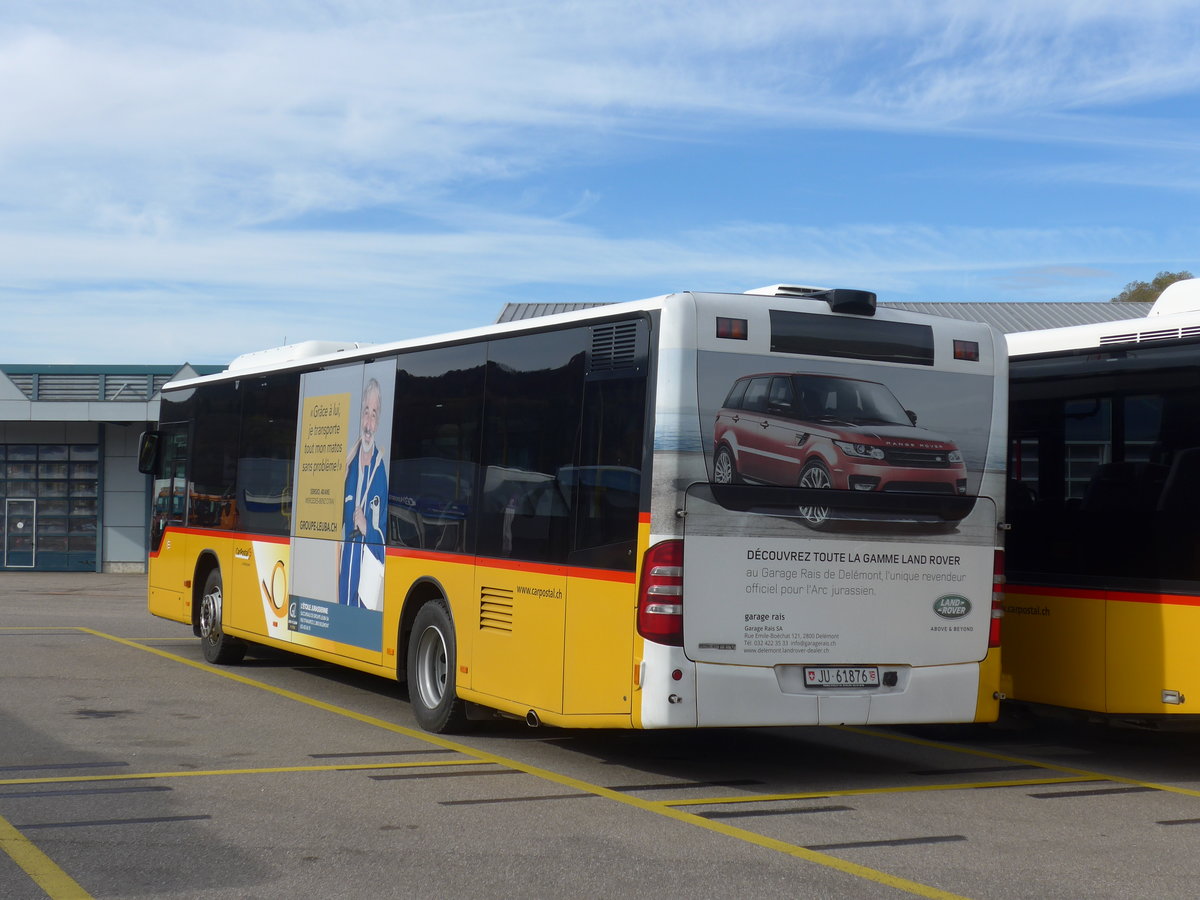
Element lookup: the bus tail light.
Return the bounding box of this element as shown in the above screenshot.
[638,540,684,646]
[990,549,1005,648]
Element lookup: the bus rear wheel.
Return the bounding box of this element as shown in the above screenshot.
[407,599,470,733]
[198,568,245,665]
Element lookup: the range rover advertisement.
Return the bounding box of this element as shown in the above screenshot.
[657,303,1004,671]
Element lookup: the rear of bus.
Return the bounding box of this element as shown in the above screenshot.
[635,287,1006,727]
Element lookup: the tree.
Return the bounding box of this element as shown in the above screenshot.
[1110,270,1194,303]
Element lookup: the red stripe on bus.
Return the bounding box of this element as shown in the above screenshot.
[1006,583,1200,607]
[386,547,635,584]
[149,527,291,559]
[152,527,633,583]
[155,526,291,544]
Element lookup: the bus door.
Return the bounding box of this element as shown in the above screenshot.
[148,424,190,620]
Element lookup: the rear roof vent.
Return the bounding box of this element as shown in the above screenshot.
[746,284,876,316]
[745,284,830,297]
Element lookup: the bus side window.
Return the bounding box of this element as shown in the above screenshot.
[390,345,486,554]
[478,330,585,563]
[236,373,299,536]
[567,376,645,571]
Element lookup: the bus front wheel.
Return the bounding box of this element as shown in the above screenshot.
[198,568,245,665]
[407,599,469,733]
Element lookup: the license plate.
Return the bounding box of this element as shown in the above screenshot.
[803,666,879,688]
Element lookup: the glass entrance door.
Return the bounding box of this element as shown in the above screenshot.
[5,499,36,568]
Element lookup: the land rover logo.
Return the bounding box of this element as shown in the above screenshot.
[933,595,971,619]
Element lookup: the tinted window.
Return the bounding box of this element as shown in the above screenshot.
[189,382,240,529]
[1008,342,1200,591]
[149,423,188,552]
[478,330,586,562]
[237,373,300,535]
[390,344,486,554]
[770,310,934,366]
[568,376,645,570]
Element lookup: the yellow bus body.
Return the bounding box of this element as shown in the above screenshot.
[150,519,652,728]
[1004,585,1200,717]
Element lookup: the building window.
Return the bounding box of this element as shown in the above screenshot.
[0,443,100,570]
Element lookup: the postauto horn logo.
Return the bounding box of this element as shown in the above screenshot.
[933,595,971,619]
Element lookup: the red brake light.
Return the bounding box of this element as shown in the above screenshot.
[638,540,684,646]
[716,317,748,340]
[990,549,1004,648]
[953,339,980,361]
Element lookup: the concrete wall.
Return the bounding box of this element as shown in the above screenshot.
[102,423,151,573]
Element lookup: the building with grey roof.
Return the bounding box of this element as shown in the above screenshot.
[0,363,220,573]
[495,298,1154,333]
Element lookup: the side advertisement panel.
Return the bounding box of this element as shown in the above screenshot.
[288,361,396,657]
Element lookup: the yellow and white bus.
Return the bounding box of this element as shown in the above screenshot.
[140,285,1007,733]
[1004,277,1200,724]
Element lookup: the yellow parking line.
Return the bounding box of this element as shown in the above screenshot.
[0,758,489,787]
[835,725,1200,800]
[0,813,92,899]
[82,629,971,900]
[662,775,1109,807]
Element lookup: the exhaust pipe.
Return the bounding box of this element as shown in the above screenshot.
[525,709,541,728]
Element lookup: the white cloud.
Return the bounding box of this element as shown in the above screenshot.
[2,1,1200,362]
[3,213,1195,363]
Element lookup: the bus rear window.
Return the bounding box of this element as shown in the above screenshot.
[769,310,935,366]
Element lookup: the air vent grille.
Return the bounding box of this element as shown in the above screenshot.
[7,374,33,399]
[479,587,514,633]
[104,376,151,400]
[4,372,161,401]
[1099,325,1200,346]
[37,374,101,401]
[590,321,641,371]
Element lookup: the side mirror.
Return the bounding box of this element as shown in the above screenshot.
[137,431,161,474]
[906,409,918,426]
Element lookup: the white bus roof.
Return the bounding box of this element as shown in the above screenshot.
[1007,278,1200,357]
[171,292,678,387]
[168,286,998,390]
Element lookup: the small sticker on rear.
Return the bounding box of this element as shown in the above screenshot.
[933,595,971,619]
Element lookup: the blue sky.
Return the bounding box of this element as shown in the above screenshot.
[3,1,1199,364]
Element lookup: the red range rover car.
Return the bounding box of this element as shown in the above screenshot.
[712,372,968,527]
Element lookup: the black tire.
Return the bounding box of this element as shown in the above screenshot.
[198,568,245,665]
[407,599,470,733]
[797,460,834,529]
[713,445,739,484]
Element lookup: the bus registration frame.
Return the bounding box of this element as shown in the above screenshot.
[803,666,880,688]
